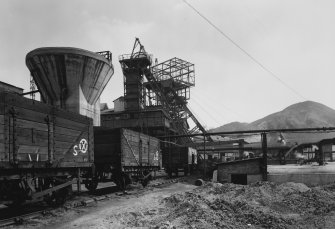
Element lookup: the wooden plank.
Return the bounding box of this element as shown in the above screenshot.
[4,94,90,132]
[16,145,48,162]
[16,129,49,146]
[53,147,89,163]
[0,124,4,135]
[12,106,50,125]
[16,150,48,162]
[53,107,90,124]
[16,119,48,131]
[0,133,4,143]
[54,132,89,150]
[88,119,94,162]
[0,142,6,161]
[0,115,4,125]
[4,93,53,113]
[0,93,6,113]
[120,128,161,167]
[121,132,140,166]
[0,161,92,169]
[55,126,81,137]
[54,116,89,131]
[54,133,84,143]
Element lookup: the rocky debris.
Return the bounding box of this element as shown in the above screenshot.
[160,181,335,228]
[112,181,335,228]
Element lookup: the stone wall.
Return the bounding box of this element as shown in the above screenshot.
[217,158,263,184]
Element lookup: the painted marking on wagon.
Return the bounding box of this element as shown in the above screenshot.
[73,138,88,156]
[153,151,159,161]
[28,153,39,162]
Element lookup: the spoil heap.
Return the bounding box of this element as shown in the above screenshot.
[161,182,335,229]
[105,181,335,228]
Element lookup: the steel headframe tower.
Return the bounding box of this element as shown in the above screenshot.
[29,74,36,100]
[119,38,152,111]
[149,57,213,142]
[119,38,212,143]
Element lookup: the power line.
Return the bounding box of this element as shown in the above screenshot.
[182,0,308,100]
[193,90,249,121]
[189,96,222,126]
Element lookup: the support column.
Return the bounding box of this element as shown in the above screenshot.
[261,133,268,181]
[77,168,81,192]
[238,139,244,159]
[203,134,206,178]
[319,144,325,165]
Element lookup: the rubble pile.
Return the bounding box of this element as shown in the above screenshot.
[106,181,335,228]
[160,182,335,228]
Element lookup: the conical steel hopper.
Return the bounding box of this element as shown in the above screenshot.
[26,47,114,125]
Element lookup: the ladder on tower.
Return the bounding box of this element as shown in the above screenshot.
[144,64,214,142]
[120,38,213,143]
[143,68,193,144]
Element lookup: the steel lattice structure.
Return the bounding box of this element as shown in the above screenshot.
[119,38,212,143]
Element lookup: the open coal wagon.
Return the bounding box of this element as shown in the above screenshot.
[0,92,94,205]
[89,128,161,191]
[162,146,197,177]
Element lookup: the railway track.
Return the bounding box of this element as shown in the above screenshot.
[0,210,48,227]
[0,177,185,227]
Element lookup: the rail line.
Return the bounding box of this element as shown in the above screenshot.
[0,176,185,227]
[0,210,48,227]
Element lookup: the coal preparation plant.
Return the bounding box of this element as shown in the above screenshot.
[0,41,203,206]
[0,47,116,206]
[26,47,114,126]
[2,38,335,211]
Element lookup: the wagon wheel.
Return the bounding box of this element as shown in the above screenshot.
[85,178,98,193]
[141,170,152,187]
[183,165,189,176]
[115,172,131,191]
[165,168,172,178]
[43,179,70,206]
[45,188,70,206]
[9,182,26,206]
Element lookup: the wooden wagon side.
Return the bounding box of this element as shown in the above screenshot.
[0,92,94,205]
[93,127,161,189]
[162,146,197,177]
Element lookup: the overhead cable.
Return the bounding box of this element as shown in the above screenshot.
[182,0,307,100]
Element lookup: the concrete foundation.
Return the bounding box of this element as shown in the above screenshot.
[268,173,335,186]
[268,162,335,186]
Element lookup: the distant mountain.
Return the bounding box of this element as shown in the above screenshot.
[209,122,249,132]
[211,101,335,132]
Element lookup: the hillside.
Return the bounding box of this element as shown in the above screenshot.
[211,101,335,132]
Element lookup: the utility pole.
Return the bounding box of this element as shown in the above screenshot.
[30,74,36,100]
[203,134,206,178]
[261,133,268,181]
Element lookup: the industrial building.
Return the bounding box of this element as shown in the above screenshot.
[0,81,23,94]
[16,39,335,187]
[217,157,265,184]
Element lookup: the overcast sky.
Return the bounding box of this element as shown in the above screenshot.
[1,0,334,129]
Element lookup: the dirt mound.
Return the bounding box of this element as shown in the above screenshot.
[94,181,335,228]
[160,181,335,228]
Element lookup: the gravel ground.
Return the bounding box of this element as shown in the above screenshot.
[160,181,335,228]
[4,181,195,229]
[5,179,335,229]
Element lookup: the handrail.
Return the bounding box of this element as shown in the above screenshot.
[96,51,112,61]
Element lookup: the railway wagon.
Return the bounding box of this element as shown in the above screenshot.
[92,127,161,190]
[162,146,197,177]
[0,92,93,205]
